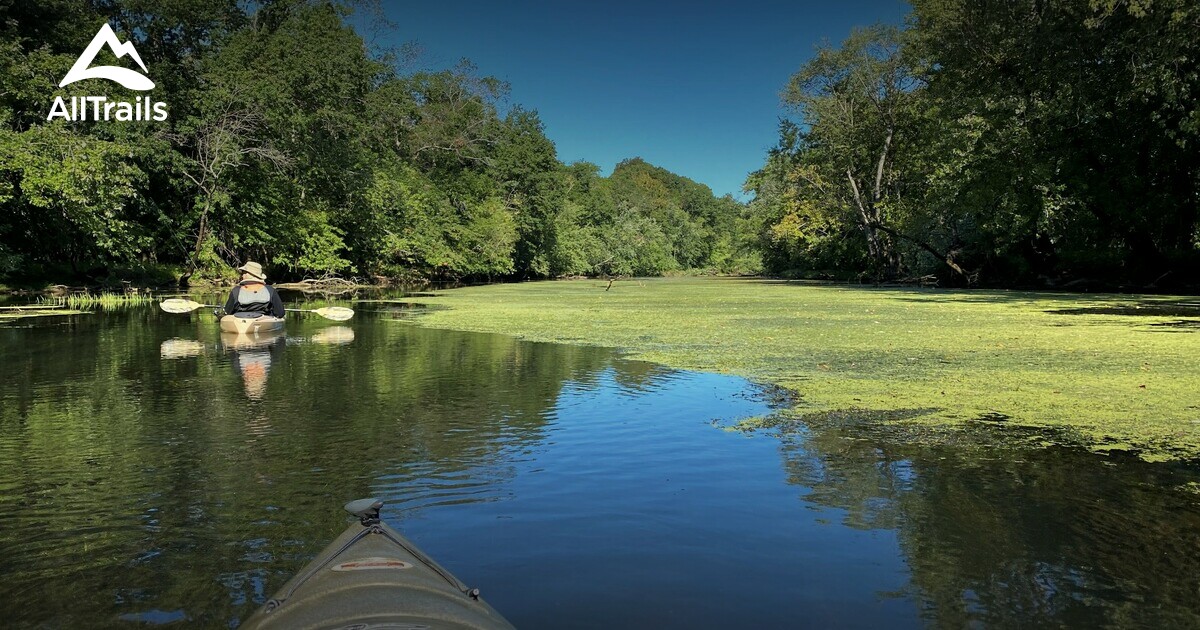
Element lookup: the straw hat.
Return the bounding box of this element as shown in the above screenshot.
[237,261,266,281]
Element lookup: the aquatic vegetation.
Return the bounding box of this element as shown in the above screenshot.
[0,307,86,321]
[39,292,153,310]
[398,277,1200,460]
[1,291,152,320]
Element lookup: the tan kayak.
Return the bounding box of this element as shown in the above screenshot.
[219,314,285,334]
[242,499,515,630]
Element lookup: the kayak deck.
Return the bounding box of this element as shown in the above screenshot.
[242,499,515,630]
[219,314,284,334]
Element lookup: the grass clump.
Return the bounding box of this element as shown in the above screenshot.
[396,277,1200,461]
[40,292,153,310]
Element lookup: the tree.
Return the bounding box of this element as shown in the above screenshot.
[782,25,916,279]
[908,0,1200,286]
[0,0,756,286]
[172,84,288,283]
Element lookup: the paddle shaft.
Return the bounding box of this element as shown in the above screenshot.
[161,299,352,321]
[287,306,354,321]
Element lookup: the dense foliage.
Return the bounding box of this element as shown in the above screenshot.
[4,0,1196,290]
[748,0,1200,289]
[0,0,753,286]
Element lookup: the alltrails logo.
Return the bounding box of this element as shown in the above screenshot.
[47,23,168,122]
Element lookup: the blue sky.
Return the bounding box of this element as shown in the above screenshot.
[374,1,907,198]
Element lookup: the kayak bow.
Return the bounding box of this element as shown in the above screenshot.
[242,498,515,630]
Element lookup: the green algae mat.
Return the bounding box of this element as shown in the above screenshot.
[396,278,1200,461]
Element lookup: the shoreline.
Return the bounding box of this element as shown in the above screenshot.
[6,270,1200,298]
[395,277,1200,462]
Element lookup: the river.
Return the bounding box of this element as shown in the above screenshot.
[1,296,1198,628]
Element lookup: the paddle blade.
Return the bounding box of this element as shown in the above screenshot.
[313,306,354,321]
[159,298,206,314]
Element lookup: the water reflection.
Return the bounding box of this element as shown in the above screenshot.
[309,326,355,346]
[160,338,206,359]
[4,307,765,627]
[770,414,1200,627]
[3,306,1200,628]
[221,330,285,400]
[160,326,357,401]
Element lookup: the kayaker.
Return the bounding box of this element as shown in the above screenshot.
[224,261,285,318]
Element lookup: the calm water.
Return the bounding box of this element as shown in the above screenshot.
[2,299,1200,628]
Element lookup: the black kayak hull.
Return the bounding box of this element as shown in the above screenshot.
[242,501,515,630]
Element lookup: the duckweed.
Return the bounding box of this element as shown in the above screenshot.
[398,278,1200,460]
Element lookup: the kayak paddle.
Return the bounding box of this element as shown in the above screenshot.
[285,306,354,321]
[159,298,354,321]
[159,298,219,313]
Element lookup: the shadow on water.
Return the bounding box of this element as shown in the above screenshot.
[701,278,1200,334]
[736,277,1111,305]
[1046,299,1200,318]
[350,300,442,320]
[1148,319,1200,331]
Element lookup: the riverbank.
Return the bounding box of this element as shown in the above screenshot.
[398,277,1200,461]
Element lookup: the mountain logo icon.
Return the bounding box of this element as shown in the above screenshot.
[59,23,155,91]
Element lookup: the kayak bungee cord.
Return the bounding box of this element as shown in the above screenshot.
[263,500,478,613]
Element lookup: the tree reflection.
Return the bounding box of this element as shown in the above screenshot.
[0,308,645,626]
[772,412,1200,627]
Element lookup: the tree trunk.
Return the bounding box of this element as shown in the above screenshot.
[872,222,971,283]
[847,169,900,279]
[872,126,894,205]
[187,196,213,278]
[847,170,882,260]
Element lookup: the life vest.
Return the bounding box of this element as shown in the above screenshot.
[231,282,276,315]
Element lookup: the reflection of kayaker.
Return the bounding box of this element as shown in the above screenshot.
[220,261,285,334]
[222,330,285,400]
[242,498,515,630]
[221,330,285,352]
